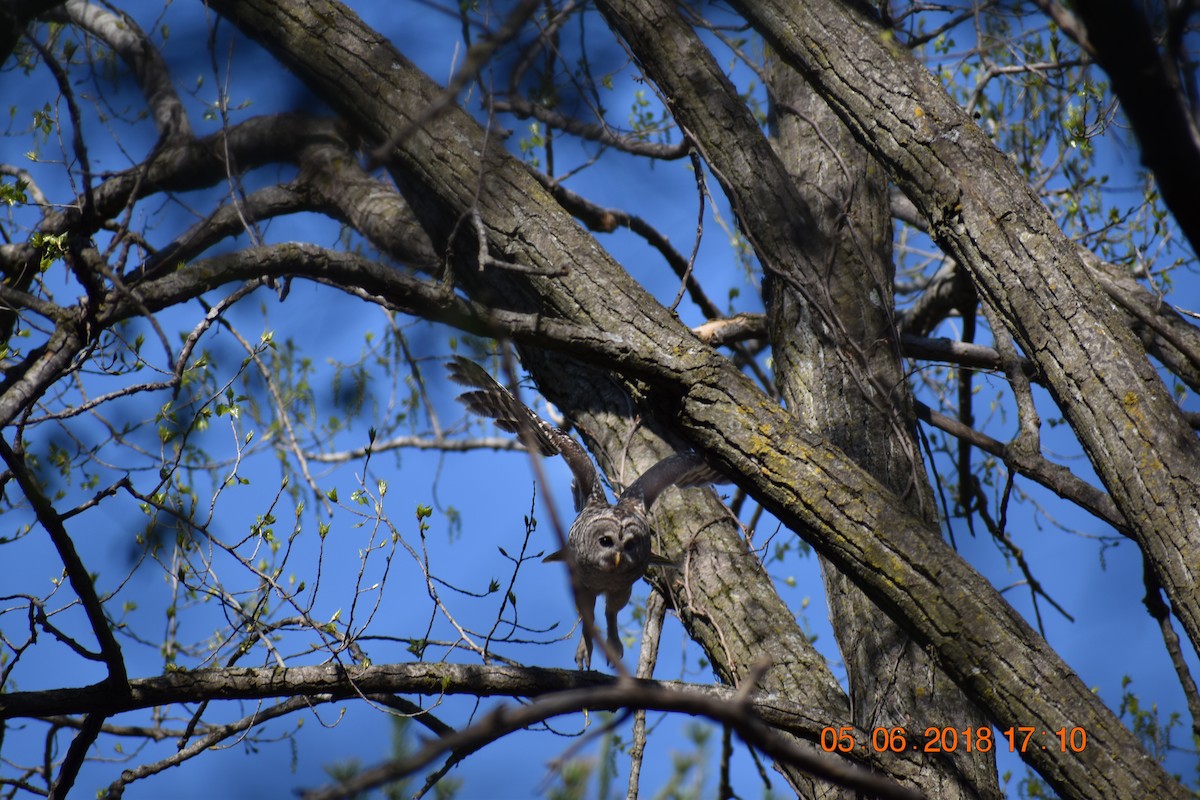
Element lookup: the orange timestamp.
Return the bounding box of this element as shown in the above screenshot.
[819,725,1088,754]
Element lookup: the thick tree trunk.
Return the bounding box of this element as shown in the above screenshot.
[204,0,1191,797]
[766,61,1000,799]
[519,350,854,797]
[733,0,1200,657]
[594,0,995,795]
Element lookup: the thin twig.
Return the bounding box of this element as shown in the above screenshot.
[369,0,543,165]
[299,681,925,800]
[627,590,667,799]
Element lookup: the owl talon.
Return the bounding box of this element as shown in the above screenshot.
[447,358,728,675]
[606,632,623,666]
[575,635,592,670]
[574,631,622,669]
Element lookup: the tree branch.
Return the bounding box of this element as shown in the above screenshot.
[913,401,1125,534]
[1060,1,1200,255]
[195,2,1195,796]
[734,0,1200,677]
[300,680,924,800]
[0,437,128,689]
[0,661,819,733]
[52,0,190,140]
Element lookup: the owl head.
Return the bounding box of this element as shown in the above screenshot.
[571,504,651,574]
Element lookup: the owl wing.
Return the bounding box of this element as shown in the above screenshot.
[447,356,604,510]
[618,451,726,513]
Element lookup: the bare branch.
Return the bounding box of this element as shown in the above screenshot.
[0,438,129,688]
[54,0,190,140]
[49,713,104,800]
[1057,1,1200,253]
[535,172,723,319]
[300,681,924,800]
[308,435,523,464]
[368,0,543,165]
[914,401,1126,534]
[692,313,765,346]
[0,661,823,730]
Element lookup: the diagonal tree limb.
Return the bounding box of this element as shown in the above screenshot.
[0,436,128,690]
[1054,1,1200,255]
[298,681,924,800]
[125,1,1196,796]
[729,0,1200,663]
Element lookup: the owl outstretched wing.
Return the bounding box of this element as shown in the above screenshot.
[618,451,726,513]
[447,356,604,509]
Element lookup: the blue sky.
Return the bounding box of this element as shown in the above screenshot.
[3,1,1199,798]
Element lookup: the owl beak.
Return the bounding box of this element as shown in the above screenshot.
[612,551,621,568]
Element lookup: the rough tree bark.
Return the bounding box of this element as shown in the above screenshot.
[765,47,1001,800]
[733,0,1200,656]
[194,0,1193,798]
[4,1,1197,798]
[517,351,854,798]
[596,0,996,795]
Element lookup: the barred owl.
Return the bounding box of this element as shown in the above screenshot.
[447,356,724,669]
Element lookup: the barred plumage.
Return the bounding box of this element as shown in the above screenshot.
[448,356,724,669]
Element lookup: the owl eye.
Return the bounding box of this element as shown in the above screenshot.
[623,539,638,552]
[598,534,614,548]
